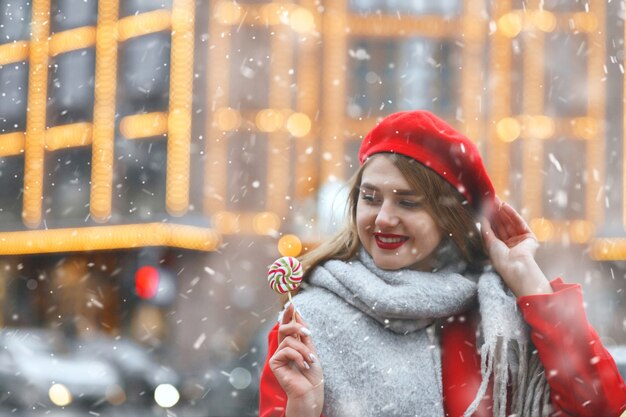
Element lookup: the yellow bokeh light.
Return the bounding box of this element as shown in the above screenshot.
[531,10,556,32]
[496,117,521,142]
[572,116,598,140]
[524,115,555,140]
[214,1,242,25]
[167,0,195,218]
[0,132,25,156]
[0,41,29,66]
[46,122,93,150]
[530,218,555,242]
[117,9,172,42]
[570,220,595,244]
[253,212,281,235]
[214,211,240,234]
[120,113,168,139]
[497,12,522,38]
[215,107,241,131]
[0,223,219,255]
[289,7,315,34]
[573,12,598,32]
[260,3,292,25]
[256,109,284,133]
[91,0,119,223]
[590,239,626,261]
[278,234,303,257]
[49,383,72,407]
[286,112,312,137]
[49,26,96,57]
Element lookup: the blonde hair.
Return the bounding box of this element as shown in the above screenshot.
[292,153,488,299]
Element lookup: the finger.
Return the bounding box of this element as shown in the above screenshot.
[278,321,312,344]
[494,198,530,235]
[278,336,318,367]
[480,217,502,252]
[497,203,527,241]
[282,302,307,326]
[489,210,509,241]
[500,202,532,234]
[270,346,311,372]
[281,302,295,325]
[493,201,520,239]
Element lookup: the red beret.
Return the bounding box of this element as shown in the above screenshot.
[358,110,495,213]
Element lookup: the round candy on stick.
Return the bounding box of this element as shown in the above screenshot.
[267,256,303,325]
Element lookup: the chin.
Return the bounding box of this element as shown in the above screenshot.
[371,255,408,271]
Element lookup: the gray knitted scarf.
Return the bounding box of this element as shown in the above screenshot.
[291,248,550,417]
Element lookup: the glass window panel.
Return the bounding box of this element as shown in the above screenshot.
[344,139,361,180]
[543,0,588,13]
[229,27,271,109]
[0,61,28,133]
[349,0,461,16]
[511,38,524,116]
[347,38,397,118]
[51,0,97,33]
[544,32,588,118]
[113,138,168,222]
[43,148,92,227]
[120,0,172,18]
[226,132,268,211]
[542,138,586,219]
[396,38,458,117]
[0,0,31,43]
[507,138,524,210]
[47,49,96,126]
[0,156,25,230]
[118,33,171,115]
[347,38,459,119]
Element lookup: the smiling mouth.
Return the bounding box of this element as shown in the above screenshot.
[374,234,408,250]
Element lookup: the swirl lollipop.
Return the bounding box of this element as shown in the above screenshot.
[268,256,303,330]
[267,256,303,296]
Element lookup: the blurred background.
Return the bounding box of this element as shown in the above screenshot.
[0,0,625,415]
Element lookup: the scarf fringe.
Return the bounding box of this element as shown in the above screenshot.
[463,337,551,417]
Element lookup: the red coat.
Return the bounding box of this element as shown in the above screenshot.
[259,279,626,417]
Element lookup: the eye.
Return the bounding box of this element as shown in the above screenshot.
[400,200,421,208]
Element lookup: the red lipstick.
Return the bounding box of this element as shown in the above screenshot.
[373,233,408,250]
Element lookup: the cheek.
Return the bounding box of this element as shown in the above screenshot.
[355,206,372,242]
[356,214,372,235]
[355,203,372,229]
[412,218,442,244]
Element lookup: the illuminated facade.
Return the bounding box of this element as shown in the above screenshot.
[0,0,218,253]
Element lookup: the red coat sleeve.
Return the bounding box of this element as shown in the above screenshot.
[259,323,288,417]
[517,278,626,417]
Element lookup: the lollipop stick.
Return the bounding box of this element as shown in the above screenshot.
[288,292,295,321]
[287,292,300,341]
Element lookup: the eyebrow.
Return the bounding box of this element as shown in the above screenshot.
[360,182,418,196]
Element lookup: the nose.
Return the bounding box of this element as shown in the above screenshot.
[375,201,399,229]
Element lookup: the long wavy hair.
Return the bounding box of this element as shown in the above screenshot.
[297,153,488,288]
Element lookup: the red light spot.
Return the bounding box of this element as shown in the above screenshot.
[135,266,159,299]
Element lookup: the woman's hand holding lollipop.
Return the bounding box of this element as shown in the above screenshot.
[267,257,324,417]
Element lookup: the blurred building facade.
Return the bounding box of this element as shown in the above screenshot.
[0,0,625,410]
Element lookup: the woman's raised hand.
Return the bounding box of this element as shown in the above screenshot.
[269,303,324,417]
[481,197,553,297]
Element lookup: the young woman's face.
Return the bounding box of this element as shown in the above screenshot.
[356,155,443,271]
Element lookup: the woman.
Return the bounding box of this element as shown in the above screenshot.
[259,111,626,417]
